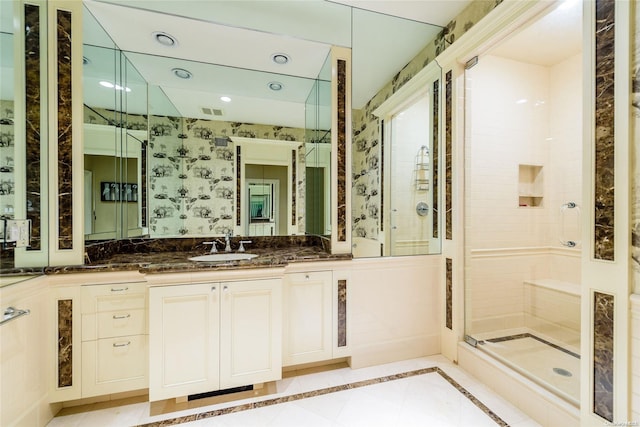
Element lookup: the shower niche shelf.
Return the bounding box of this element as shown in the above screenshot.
[518,164,543,207]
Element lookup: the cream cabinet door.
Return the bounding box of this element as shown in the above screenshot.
[149,283,220,401]
[283,271,333,366]
[219,278,282,389]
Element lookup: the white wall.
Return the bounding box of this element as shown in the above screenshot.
[0,277,60,427]
[466,54,582,337]
[348,255,441,368]
[632,295,640,422]
[548,54,583,250]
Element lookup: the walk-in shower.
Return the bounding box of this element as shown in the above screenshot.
[463,0,583,407]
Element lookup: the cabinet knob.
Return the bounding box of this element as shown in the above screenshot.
[305,274,310,280]
[110,287,129,292]
[223,285,229,292]
[211,286,217,291]
[113,341,131,348]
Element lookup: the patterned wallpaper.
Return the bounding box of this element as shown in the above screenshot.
[83,106,306,237]
[148,118,305,237]
[0,100,14,221]
[351,0,503,240]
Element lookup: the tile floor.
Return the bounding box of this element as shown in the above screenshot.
[46,356,541,427]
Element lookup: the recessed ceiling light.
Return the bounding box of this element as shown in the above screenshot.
[271,53,290,65]
[152,31,177,47]
[172,68,192,79]
[220,96,231,103]
[268,81,283,91]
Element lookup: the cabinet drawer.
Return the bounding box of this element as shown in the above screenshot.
[82,308,147,341]
[82,335,148,398]
[82,282,147,314]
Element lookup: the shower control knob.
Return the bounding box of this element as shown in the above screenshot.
[416,202,429,217]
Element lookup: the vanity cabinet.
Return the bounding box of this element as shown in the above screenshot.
[283,270,349,366]
[149,278,282,401]
[81,281,148,398]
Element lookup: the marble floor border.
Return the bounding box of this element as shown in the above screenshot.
[483,332,580,359]
[134,367,509,427]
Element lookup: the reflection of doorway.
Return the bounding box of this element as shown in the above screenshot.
[247,180,279,236]
[84,170,93,235]
[305,167,325,235]
[386,95,432,256]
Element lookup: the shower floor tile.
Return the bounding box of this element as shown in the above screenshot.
[479,335,580,405]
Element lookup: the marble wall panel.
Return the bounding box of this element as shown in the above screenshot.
[337,60,347,242]
[296,144,306,234]
[291,149,296,226]
[338,279,347,347]
[432,79,440,239]
[236,146,241,227]
[445,70,453,241]
[58,299,73,388]
[446,257,452,330]
[593,291,614,422]
[594,0,615,261]
[24,5,41,250]
[141,141,147,227]
[57,9,73,249]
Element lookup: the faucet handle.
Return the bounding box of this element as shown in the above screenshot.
[238,240,252,252]
[202,241,218,253]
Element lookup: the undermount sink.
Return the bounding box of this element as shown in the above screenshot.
[188,253,258,262]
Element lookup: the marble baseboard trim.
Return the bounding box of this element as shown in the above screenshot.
[134,367,508,427]
[484,332,580,359]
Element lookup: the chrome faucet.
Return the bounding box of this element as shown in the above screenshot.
[238,240,252,252]
[224,231,232,252]
[202,240,224,253]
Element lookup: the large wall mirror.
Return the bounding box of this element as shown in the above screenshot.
[0,1,16,247]
[351,8,443,257]
[81,0,444,252]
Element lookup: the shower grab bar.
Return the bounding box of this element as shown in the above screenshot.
[560,202,580,248]
[1,306,30,326]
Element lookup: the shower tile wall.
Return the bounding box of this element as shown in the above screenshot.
[467,54,581,336]
[548,54,583,250]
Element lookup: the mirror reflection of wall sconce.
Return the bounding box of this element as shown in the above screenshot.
[415,145,429,191]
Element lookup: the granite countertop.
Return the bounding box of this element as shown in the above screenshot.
[1,236,351,277]
[46,245,350,275]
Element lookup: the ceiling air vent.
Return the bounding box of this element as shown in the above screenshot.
[201,107,224,116]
